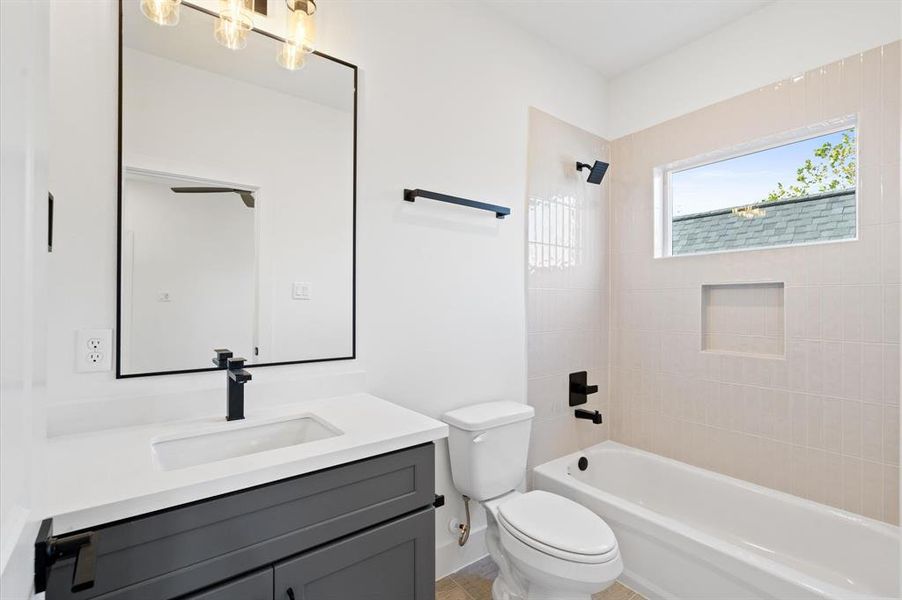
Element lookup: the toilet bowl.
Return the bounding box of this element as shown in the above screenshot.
[484,490,622,600]
[442,401,622,600]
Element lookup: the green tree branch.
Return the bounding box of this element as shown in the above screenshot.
[766,131,856,202]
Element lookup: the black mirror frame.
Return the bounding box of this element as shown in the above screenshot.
[115,0,357,378]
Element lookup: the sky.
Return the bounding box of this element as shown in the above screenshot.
[671,129,854,217]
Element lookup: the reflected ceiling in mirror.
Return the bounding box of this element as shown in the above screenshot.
[118,1,356,378]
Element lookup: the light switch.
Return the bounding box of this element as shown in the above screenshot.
[292,282,311,300]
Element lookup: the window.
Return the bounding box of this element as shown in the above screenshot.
[656,119,858,257]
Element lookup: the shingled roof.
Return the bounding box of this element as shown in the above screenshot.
[672,190,856,255]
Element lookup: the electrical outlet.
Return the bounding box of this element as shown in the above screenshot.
[76,329,112,372]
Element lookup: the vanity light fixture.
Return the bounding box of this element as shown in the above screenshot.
[277,0,317,70]
[140,0,181,26]
[214,0,255,50]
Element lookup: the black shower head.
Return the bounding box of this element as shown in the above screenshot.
[576,160,609,185]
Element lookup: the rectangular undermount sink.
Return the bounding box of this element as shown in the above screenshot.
[152,415,342,470]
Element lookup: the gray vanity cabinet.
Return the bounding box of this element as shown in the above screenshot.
[182,569,273,600]
[40,444,436,600]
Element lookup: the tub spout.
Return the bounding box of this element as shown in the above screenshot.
[575,408,603,424]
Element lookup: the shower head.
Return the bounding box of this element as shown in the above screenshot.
[576,160,609,185]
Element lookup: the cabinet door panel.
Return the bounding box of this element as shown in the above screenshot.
[274,508,434,600]
[181,568,272,600]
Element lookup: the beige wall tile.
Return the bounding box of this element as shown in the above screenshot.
[608,43,900,523]
[861,460,885,520]
[884,465,900,525]
[842,455,863,514]
[526,108,611,472]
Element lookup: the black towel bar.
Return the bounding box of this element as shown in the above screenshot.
[403,188,510,219]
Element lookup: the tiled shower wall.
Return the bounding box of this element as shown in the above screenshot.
[609,43,901,524]
[526,108,611,479]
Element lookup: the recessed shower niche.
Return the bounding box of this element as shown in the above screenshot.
[701,282,785,357]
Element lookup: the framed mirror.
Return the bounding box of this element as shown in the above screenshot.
[117,1,356,378]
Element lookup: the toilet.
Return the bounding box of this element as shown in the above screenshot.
[442,401,622,600]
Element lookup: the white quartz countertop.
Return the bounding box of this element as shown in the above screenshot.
[41,393,448,534]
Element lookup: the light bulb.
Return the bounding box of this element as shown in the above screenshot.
[141,0,181,26]
[286,0,316,53]
[278,0,316,70]
[215,0,254,50]
[277,43,307,70]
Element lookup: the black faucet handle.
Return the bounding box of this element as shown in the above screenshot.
[228,368,252,384]
[213,348,233,368]
[227,357,247,370]
[569,371,599,406]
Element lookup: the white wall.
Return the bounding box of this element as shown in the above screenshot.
[0,1,48,597]
[607,0,902,139]
[46,0,608,578]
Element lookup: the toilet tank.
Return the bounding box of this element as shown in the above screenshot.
[441,401,535,501]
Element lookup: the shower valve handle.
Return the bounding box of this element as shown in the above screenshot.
[569,371,598,406]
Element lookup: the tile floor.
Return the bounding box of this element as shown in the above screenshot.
[436,556,646,600]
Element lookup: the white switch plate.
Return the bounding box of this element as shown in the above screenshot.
[292,282,311,300]
[76,328,112,372]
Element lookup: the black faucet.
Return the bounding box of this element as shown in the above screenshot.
[213,349,252,421]
[575,408,603,424]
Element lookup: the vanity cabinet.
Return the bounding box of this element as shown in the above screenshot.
[182,569,273,600]
[40,444,436,600]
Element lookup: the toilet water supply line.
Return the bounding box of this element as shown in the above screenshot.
[458,495,471,546]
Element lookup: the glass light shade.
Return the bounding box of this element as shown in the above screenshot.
[285,2,316,54]
[140,0,181,26]
[214,0,254,50]
[278,0,316,71]
[277,42,307,70]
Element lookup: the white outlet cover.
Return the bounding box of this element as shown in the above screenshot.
[76,328,113,372]
[292,282,311,300]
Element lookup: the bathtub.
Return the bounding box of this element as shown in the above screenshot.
[533,441,900,600]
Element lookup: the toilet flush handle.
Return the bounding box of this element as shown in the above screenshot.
[473,432,488,443]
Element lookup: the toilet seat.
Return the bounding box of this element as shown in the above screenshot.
[497,491,618,564]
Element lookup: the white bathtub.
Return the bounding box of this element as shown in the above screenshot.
[534,441,900,600]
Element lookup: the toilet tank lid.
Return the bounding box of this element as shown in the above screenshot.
[441,401,534,431]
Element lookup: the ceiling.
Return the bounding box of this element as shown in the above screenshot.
[482,0,773,78]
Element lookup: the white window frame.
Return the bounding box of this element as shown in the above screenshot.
[654,114,859,258]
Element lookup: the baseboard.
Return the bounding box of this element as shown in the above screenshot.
[435,524,488,580]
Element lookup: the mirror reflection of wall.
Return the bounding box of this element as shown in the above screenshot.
[119,2,355,377]
[121,172,257,374]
